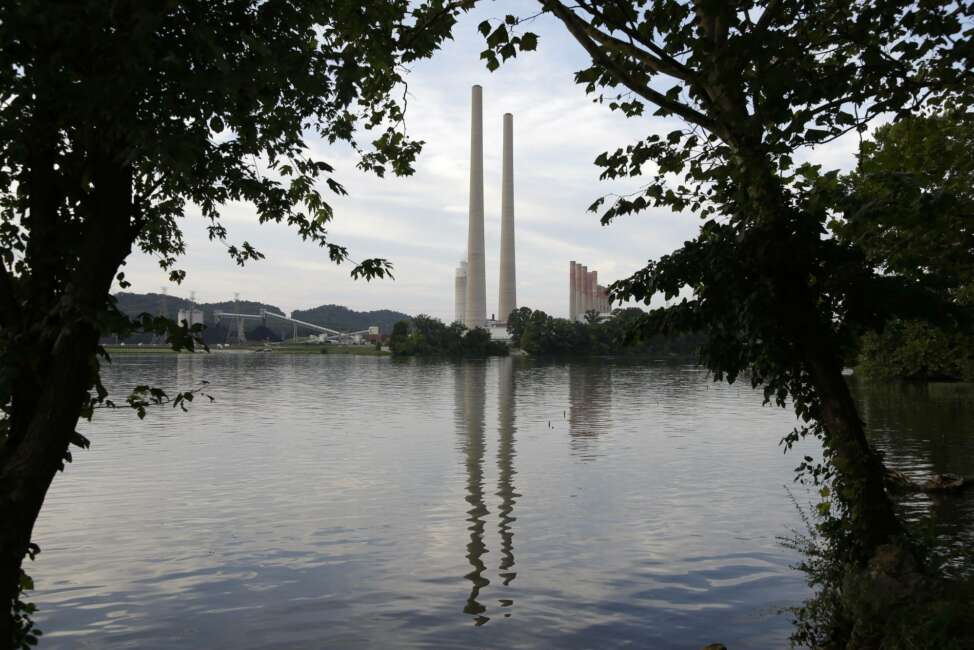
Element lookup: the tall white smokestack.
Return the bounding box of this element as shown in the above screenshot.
[455,260,468,324]
[464,85,487,329]
[497,113,516,324]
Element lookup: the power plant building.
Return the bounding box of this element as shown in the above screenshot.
[569,261,611,321]
[176,308,204,328]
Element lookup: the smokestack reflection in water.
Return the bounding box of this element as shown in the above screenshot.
[454,360,520,625]
[496,358,518,594]
[457,362,489,625]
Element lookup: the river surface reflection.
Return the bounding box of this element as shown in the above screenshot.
[30,354,974,648]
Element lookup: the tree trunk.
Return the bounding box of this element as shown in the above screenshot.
[804,333,904,554]
[0,329,99,649]
[737,146,904,560]
[1,144,135,647]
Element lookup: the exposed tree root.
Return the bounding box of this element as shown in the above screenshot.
[886,469,974,493]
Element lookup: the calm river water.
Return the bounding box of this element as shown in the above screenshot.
[31,354,974,649]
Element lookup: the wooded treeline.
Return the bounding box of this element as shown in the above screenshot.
[389,316,508,358]
[506,307,705,357]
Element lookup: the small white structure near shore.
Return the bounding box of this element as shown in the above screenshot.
[176,308,204,327]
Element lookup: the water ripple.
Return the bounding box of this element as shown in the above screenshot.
[28,355,974,648]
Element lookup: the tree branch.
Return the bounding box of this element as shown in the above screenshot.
[544,1,717,133]
[754,0,783,33]
[400,0,468,50]
[571,5,698,84]
[578,0,698,83]
[68,139,138,312]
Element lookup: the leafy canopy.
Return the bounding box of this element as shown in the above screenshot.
[0,0,469,429]
[834,113,974,301]
[479,0,972,402]
[835,113,974,381]
[0,0,467,296]
[0,4,468,642]
[479,1,972,569]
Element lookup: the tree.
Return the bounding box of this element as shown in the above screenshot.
[0,1,465,644]
[389,320,411,356]
[505,306,533,346]
[834,114,974,380]
[460,327,493,356]
[510,308,590,355]
[858,320,974,381]
[390,315,506,358]
[389,320,413,357]
[481,0,971,642]
[837,113,974,297]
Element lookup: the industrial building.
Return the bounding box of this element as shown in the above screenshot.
[569,261,611,322]
[454,260,467,324]
[176,308,204,328]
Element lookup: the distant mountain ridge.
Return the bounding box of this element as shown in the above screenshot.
[291,304,411,336]
[113,293,283,324]
[112,292,410,338]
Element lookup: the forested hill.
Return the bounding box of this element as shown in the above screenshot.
[113,292,283,324]
[291,304,410,336]
[111,293,411,336]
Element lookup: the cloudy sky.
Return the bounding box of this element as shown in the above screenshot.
[119,2,864,320]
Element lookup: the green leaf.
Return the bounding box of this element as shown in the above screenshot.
[520,32,538,51]
[486,24,508,48]
[803,128,831,141]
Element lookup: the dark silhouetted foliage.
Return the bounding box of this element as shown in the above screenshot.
[482,2,972,646]
[507,306,703,357]
[858,322,974,382]
[389,316,507,358]
[0,0,467,643]
[831,114,974,381]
